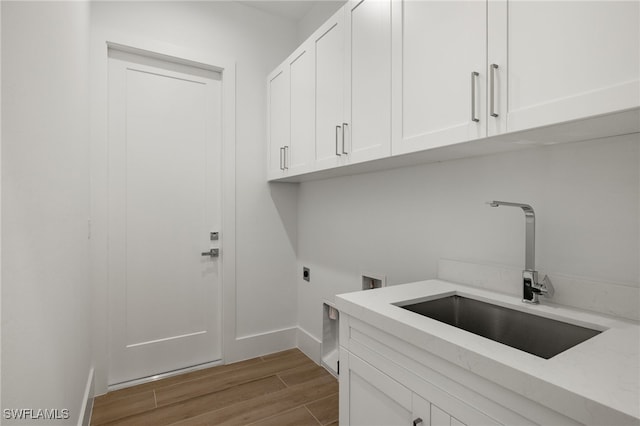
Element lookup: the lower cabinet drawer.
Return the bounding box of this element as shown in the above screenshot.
[340,349,502,426]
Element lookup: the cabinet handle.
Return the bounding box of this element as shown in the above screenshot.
[279,146,285,170]
[342,122,348,154]
[284,145,289,170]
[471,71,480,123]
[412,418,423,426]
[490,64,499,118]
[335,125,342,156]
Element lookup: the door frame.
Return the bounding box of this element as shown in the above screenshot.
[90,34,236,395]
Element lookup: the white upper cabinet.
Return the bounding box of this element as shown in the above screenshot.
[392,0,487,155]
[393,0,639,155]
[315,9,347,170]
[344,0,393,164]
[314,1,393,171]
[267,42,315,180]
[288,45,315,174]
[488,0,639,135]
[268,0,639,181]
[267,66,289,180]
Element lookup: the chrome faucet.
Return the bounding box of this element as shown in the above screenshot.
[487,201,554,304]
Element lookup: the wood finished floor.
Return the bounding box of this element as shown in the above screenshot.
[91,349,338,426]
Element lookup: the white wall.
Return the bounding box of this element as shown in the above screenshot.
[89,1,300,393]
[297,135,640,343]
[1,2,92,424]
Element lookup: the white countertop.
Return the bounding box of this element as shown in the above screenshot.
[336,279,640,425]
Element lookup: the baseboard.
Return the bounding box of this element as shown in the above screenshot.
[220,326,323,367]
[225,326,297,363]
[78,367,95,426]
[296,327,321,364]
[108,360,223,392]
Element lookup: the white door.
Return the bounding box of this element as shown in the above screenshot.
[345,0,392,164]
[267,66,290,179]
[315,8,347,170]
[393,0,487,155]
[288,45,315,174]
[108,49,222,385]
[488,0,639,136]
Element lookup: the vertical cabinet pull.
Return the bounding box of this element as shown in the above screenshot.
[412,418,423,426]
[279,146,285,170]
[342,122,349,154]
[490,64,499,117]
[471,71,480,122]
[335,125,342,156]
[283,145,289,170]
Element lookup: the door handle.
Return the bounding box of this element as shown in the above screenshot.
[342,122,348,154]
[490,63,499,117]
[412,418,423,426]
[471,71,480,123]
[335,125,342,156]
[279,146,285,170]
[284,145,289,170]
[201,248,219,258]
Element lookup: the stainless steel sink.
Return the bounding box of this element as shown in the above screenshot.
[399,295,602,359]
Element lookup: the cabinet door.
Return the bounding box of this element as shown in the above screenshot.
[267,66,289,179]
[341,347,504,426]
[344,0,392,164]
[315,8,346,170]
[488,0,640,135]
[342,352,413,426]
[288,45,315,174]
[393,0,486,155]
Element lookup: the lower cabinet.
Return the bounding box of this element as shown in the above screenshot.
[341,349,495,426]
[342,350,413,426]
[339,315,583,426]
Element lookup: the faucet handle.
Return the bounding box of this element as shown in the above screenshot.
[532,275,554,298]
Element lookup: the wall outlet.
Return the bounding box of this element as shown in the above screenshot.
[303,266,310,282]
